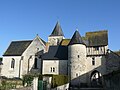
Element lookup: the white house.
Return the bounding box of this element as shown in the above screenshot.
[1,35,46,78]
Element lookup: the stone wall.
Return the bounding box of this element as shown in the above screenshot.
[68,44,87,85]
[9,86,32,90]
[1,56,21,78]
[42,60,68,75]
[22,37,45,76]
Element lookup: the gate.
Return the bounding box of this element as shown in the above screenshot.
[38,80,47,90]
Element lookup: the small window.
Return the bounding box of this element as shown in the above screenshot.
[92,57,95,65]
[11,58,15,69]
[88,48,90,52]
[51,67,52,72]
[50,67,55,72]
[101,47,103,51]
[94,47,99,51]
[53,67,55,72]
[76,73,78,77]
[34,58,38,69]
[78,55,80,58]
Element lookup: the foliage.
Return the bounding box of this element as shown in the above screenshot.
[0,57,2,61]
[51,75,68,88]
[22,74,34,86]
[22,74,68,88]
[0,79,22,90]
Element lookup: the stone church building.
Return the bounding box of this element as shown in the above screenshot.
[1,22,120,87]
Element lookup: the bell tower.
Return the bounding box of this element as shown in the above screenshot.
[48,21,64,46]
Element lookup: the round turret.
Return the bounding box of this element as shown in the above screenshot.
[68,30,86,86]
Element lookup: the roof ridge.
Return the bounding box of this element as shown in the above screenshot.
[86,30,108,34]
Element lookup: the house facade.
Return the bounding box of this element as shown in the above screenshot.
[1,36,46,78]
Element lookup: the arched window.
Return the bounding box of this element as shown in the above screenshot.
[90,70,102,87]
[34,58,38,69]
[11,58,15,69]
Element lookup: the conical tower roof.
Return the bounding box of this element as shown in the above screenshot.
[50,22,64,36]
[69,30,85,45]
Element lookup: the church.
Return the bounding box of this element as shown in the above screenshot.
[1,21,120,87]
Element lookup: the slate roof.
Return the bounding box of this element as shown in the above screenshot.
[3,40,32,56]
[86,30,108,46]
[69,30,85,45]
[42,46,68,60]
[40,38,46,45]
[114,51,120,56]
[50,22,64,36]
[55,46,68,60]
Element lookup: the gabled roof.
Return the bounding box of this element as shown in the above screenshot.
[69,30,85,45]
[35,35,46,46]
[3,40,32,56]
[42,46,68,60]
[49,22,64,36]
[86,30,108,46]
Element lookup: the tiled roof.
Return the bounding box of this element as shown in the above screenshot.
[69,30,85,45]
[50,22,64,36]
[42,46,68,60]
[86,30,108,46]
[60,39,70,46]
[3,40,32,56]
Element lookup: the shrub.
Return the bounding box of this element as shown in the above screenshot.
[22,74,34,86]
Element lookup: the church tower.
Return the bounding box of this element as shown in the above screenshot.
[68,30,87,86]
[48,21,64,46]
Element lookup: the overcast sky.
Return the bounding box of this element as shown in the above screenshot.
[0,0,120,56]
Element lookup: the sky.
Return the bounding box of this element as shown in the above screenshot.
[0,0,120,56]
